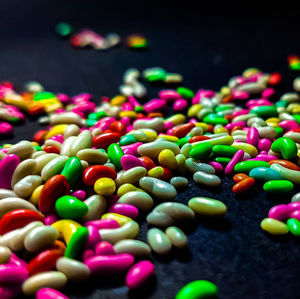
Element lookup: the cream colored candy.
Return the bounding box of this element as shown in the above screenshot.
[0,197,38,219]
[117,191,153,212]
[64,124,80,139]
[133,117,164,132]
[11,159,37,188]
[60,136,77,156]
[188,197,227,217]
[41,156,68,181]
[137,141,180,159]
[77,149,108,164]
[44,139,62,150]
[13,175,42,198]
[56,257,90,281]
[139,177,177,201]
[50,112,84,126]
[34,153,59,174]
[0,189,17,199]
[69,130,92,156]
[193,171,221,187]
[7,140,34,160]
[22,271,67,296]
[24,226,58,252]
[120,167,147,185]
[0,246,11,264]
[165,226,188,248]
[82,195,107,222]
[113,239,151,257]
[99,221,139,244]
[147,228,172,255]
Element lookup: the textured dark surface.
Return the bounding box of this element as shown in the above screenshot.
[2,1,300,298]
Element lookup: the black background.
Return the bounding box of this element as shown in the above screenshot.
[2,1,300,298]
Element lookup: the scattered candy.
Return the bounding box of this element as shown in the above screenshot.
[127,34,148,49]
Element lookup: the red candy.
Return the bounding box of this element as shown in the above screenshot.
[171,123,195,138]
[39,175,70,215]
[269,72,282,85]
[93,132,121,149]
[232,177,255,194]
[43,145,60,154]
[109,121,126,136]
[0,209,44,235]
[139,156,156,171]
[160,167,173,181]
[188,135,211,143]
[83,165,117,186]
[34,130,48,144]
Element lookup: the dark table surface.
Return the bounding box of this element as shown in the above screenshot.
[2,1,300,298]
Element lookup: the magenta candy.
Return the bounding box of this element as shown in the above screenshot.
[225,150,244,176]
[86,225,101,249]
[44,214,59,226]
[209,161,223,173]
[0,285,22,299]
[247,127,259,146]
[254,154,278,162]
[0,265,28,283]
[268,204,291,221]
[57,93,71,104]
[290,210,300,221]
[50,134,64,143]
[279,120,300,131]
[164,121,174,130]
[120,117,131,127]
[72,190,86,200]
[262,88,275,99]
[158,90,180,100]
[225,121,246,131]
[36,288,69,299]
[128,96,141,108]
[258,138,272,152]
[9,252,27,268]
[73,93,92,102]
[85,254,134,275]
[95,241,115,256]
[288,202,300,212]
[232,109,249,117]
[121,142,143,156]
[231,89,249,100]
[246,99,273,108]
[126,260,155,289]
[121,155,145,170]
[0,122,13,135]
[122,103,134,111]
[173,99,188,111]
[0,154,20,189]
[144,99,167,113]
[108,203,139,219]
[84,219,120,230]
[82,249,94,262]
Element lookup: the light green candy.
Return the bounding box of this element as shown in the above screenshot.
[176,280,218,299]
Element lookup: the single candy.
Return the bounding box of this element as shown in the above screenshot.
[232,177,255,194]
[268,204,291,221]
[193,171,221,187]
[147,228,172,255]
[0,264,28,283]
[114,239,151,257]
[64,227,89,259]
[234,161,270,173]
[189,143,212,160]
[175,280,218,299]
[165,226,188,248]
[287,218,300,236]
[263,180,293,193]
[55,195,88,219]
[271,137,297,160]
[94,178,116,196]
[249,167,281,181]
[56,257,90,281]
[188,197,226,217]
[126,260,155,289]
[36,288,69,299]
[107,143,124,169]
[117,191,153,212]
[0,154,20,189]
[61,157,82,185]
[83,165,117,186]
[260,218,288,235]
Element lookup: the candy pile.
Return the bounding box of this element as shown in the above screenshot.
[1,66,300,298]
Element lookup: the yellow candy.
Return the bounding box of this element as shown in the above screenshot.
[4,93,28,110]
[187,104,203,118]
[220,86,231,97]
[110,95,127,106]
[195,122,209,132]
[176,154,187,173]
[242,67,260,78]
[291,106,300,114]
[158,149,177,170]
[31,142,40,147]
[232,142,258,158]
[130,130,147,142]
[2,144,12,148]
[52,219,81,244]
[29,185,43,206]
[157,135,178,142]
[117,184,144,197]
[45,124,68,139]
[119,111,137,119]
[266,118,280,127]
[148,166,164,178]
[142,129,157,142]
[167,114,186,125]
[94,178,116,196]
[260,218,288,235]
[101,213,132,226]
[214,125,228,134]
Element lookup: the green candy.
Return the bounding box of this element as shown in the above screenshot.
[107,143,124,169]
[144,68,166,82]
[234,161,270,173]
[88,111,107,121]
[203,114,229,125]
[287,218,300,236]
[86,119,97,127]
[263,180,294,193]
[271,137,297,160]
[33,145,43,151]
[212,145,238,157]
[176,280,218,299]
[214,157,231,165]
[250,105,278,119]
[65,227,89,259]
[215,105,233,113]
[293,115,300,125]
[34,91,56,102]
[177,136,190,147]
[189,143,212,160]
[55,195,88,219]
[177,87,195,100]
[55,22,72,37]
[119,135,137,146]
[274,127,284,138]
[135,106,145,113]
[276,100,288,108]
[61,157,83,185]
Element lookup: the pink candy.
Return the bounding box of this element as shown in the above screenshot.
[84,219,120,229]
[268,204,291,221]
[225,150,244,176]
[95,241,115,256]
[86,225,101,249]
[173,99,188,111]
[0,265,28,283]
[0,122,13,135]
[85,254,134,275]
[279,120,300,132]
[0,154,20,189]
[246,127,259,146]
[126,260,155,289]
[36,288,69,299]
[121,154,145,170]
[158,90,181,100]
[144,99,166,113]
[108,203,139,219]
